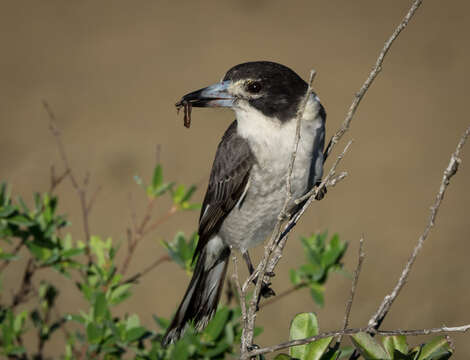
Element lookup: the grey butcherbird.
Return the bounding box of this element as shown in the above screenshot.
[162,61,326,346]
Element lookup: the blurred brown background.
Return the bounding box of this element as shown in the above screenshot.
[1,0,469,358]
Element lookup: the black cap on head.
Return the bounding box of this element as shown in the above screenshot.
[223,61,308,122]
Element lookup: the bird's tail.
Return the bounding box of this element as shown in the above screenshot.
[161,236,230,347]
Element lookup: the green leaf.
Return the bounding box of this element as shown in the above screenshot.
[109,284,132,305]
[172,338,190,360]
[0,252,19,261]
[309,283,325,307]
[351,332,390,360]
[61,248,85,258]
[289,312,332,360]
[27,242,51,261]
[8,215,35,227]
[13,311,27,334]
[126,314,140,330]
[181,185,197,203]
[383,336,408,358]
[290,269,302,285]
[417,336,452,360]
[90,236,112,267]
[126,326,148,342]
[204,307,230,341]
[93,292,107,321]
[152,165,163,188]
[153,182,174,196]
[0,205,16,217]
[275,355,293,360]
[172,185,186,204]
[86,322,102,344]
[65,314,86,324]
[153,314,169,330]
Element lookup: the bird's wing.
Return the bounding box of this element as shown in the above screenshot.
[194,121,255,259]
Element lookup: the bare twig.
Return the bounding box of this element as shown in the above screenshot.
[324,0,424,161]
[240,0,426,356]
[258,282,307,309]
[338,237,365,344]
[0,238,27,272]
[49,165,70,193]
[11,258,36,308]
[43,101,97,265]
[245,324,470,358]
[296,141,353,205]
[259,140,352,291]
[121,254,171,285]
[120,204,177,275]
[232,253,248,354]
[368,125,470,330]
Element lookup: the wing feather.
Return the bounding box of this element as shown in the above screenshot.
[193,121,254,259]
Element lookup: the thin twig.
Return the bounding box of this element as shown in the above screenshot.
[121,255,171,285]
[338,237,365,344]
[258,282,307,309]
[11,258,36,308]
[43,101,97,265]
[120,204,177,275]
[241,0,426,355]
[49,165,70,193]
[245,324,470,358]
[368,125,470,330]
[296,141,353,205]
[260,140,352,292]
[0,238,27,272]
[232,253,248,354]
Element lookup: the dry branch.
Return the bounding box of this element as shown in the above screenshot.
[43,101,98,265]
[368,125,470,330]
[246,324,470,357]
[338,237,365,344]
[243,125,470,359]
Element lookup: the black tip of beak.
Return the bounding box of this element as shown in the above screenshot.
[175,88,208,108]
[175,82,234,109]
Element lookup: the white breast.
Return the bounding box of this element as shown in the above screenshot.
[218,95,325,251]
[235,94,323,198]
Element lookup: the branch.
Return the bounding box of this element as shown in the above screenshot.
[338,237,365,344]
[11,258,36,308]
[258,282,307,309]
[246,324,470,358]
[240,0,426,356]
[368,125,470,330]
[120,254,171,285]
[231,253,249,354]
[0,238,27,273]
[120,203,177,275]
[43,101,98,265]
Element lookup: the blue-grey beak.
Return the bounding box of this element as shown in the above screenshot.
[176,81,233,108]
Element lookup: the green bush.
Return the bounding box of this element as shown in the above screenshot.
[0,165,454,359]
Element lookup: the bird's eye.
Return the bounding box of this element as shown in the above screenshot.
[246,81,262,94]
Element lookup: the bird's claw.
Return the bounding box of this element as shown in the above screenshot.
[315,186,327,200]
[260,281,276,298]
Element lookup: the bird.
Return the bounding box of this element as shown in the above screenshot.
[162,61,326,346]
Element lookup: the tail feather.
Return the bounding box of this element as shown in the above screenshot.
[162,237,230,346]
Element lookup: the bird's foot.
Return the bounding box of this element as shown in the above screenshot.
[260,281,276,299]
[315,185,327,200]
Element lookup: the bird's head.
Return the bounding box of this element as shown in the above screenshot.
[176,61,309,123]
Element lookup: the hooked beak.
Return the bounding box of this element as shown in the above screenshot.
[176,80,234,108]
